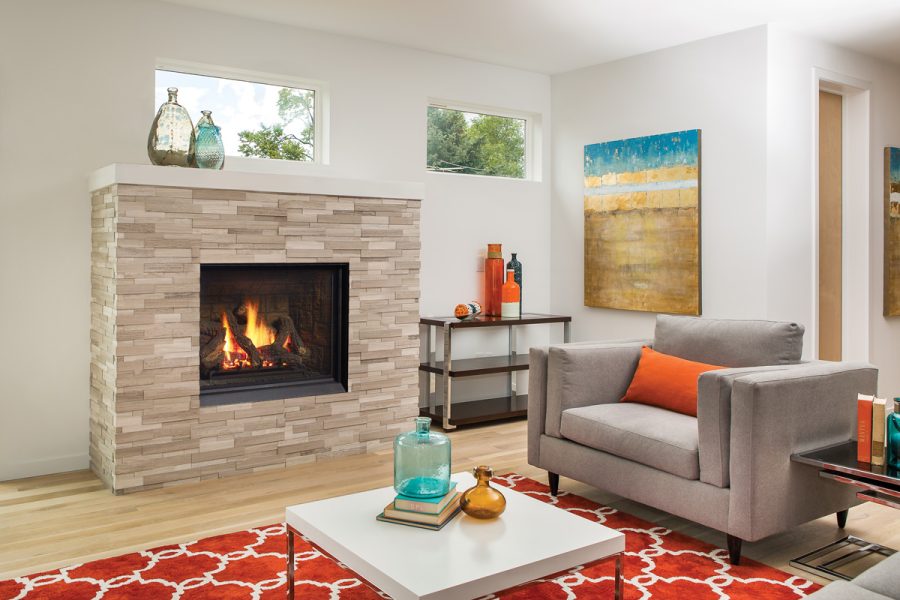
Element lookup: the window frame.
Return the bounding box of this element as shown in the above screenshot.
[155,58,330,167]
[426,98,539,181]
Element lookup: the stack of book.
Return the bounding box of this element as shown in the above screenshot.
[376,483,461,530]
[858,394,888,465]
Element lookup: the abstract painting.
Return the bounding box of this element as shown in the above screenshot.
[885,147,900,316]
[584,129,701,314]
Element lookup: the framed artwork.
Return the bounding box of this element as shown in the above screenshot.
[583,129,701,314]
[885,147,900,316]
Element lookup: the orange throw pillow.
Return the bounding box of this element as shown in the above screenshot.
[621,346,725,417]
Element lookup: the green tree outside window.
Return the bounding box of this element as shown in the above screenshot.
[238,88,315,161]
[426,106,526,178]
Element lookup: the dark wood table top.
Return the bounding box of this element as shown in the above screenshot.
[420,313,571,328]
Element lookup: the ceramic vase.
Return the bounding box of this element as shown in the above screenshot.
[507,253,522,314]
[484,244,504,316]
[501,269,521,318]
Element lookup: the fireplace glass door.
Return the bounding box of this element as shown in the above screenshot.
[199,264,348,405]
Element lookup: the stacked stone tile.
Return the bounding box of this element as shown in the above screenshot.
[90,184,421,493]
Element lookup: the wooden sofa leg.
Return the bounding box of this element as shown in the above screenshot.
[727,534,743,565]
[837,509,849,528]
[548,472,559,496]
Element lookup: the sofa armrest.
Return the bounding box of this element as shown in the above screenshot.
[697,365,793,488]
[528,347,549,466]
[727,361,877,541]
[543,340,649,438]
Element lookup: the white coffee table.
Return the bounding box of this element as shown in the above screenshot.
[285,472,625,600]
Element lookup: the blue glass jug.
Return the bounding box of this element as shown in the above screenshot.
[194,110,225,170]
[394,417,451,498]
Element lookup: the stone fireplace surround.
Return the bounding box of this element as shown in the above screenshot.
[89,164,422,493]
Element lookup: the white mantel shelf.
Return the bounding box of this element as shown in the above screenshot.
[88,163,424,201]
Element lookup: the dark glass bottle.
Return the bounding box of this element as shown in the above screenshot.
[506,253,522,315]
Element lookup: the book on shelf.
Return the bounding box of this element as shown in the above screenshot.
[872,397,887,466]
[858,394,874,463]
[394,483,458,514]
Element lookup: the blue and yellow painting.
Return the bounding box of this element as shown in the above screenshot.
[584,130,701,314]
[885,147,900,315]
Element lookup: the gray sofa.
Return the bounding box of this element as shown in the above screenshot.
[808,552,900,599]
[528,315,878,564]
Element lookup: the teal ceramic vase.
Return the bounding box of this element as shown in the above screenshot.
[394,417,451,498]
[194,110,225,170]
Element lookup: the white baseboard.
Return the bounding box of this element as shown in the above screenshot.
[0,453,90,482]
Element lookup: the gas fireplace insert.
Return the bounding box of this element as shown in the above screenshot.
[199,263,349,406]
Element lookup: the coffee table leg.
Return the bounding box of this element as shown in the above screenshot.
[615,552,623,600]
[287,527,295,600]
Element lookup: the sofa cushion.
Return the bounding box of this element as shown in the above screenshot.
[806,581,891,600]
[559,403,700,480]
[853,552,900,599]
[654,314,804,367]
[621,346,724,417]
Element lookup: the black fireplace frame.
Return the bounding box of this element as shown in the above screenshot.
[198,263,350,407]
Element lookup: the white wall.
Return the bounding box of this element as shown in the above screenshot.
[766,28,900,392]
[0,0,552,480]
[549,23,900,394]
[550,27,770,342]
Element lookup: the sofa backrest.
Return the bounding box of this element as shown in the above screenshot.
[653,315,805,367]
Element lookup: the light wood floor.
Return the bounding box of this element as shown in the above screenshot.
[2,420,898,585]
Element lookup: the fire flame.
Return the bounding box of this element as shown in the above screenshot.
[220,299,289,370]
[244,299,276,347]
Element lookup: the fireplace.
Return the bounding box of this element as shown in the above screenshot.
[199,263,349,406]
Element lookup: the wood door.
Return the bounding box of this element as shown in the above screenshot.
[819,90,842,361]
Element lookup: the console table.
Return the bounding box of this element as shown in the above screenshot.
[791,441,897,580]
[418,313,571,430]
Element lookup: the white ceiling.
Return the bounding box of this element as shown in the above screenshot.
[162,0,900,74]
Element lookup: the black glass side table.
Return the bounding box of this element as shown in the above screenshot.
[790,440,898,580]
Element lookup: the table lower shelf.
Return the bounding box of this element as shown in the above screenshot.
[420,395,528,427]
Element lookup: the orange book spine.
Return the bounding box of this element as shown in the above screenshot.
[857,394,874,463]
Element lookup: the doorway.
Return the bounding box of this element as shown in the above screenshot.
[814,71,870,362]
[818,90,842,361]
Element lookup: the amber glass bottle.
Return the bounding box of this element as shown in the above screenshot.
[501,269,521,318]
[459,465,506,519]
[484,244,504,316]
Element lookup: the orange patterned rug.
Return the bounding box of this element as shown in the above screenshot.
[0,475,822,599]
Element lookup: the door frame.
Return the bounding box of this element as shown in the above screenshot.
[810,68,871,362]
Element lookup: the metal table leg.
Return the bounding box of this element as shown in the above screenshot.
[508,325,517,411]
[419,323,431,415]
[615,552,623,600]
[564,321,571,343]
[442,322,454,430]
[790,535,895,581]
[287,526,295,599]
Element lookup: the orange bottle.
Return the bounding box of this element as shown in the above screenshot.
[501,269,521,318]
[484,244,504,316]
